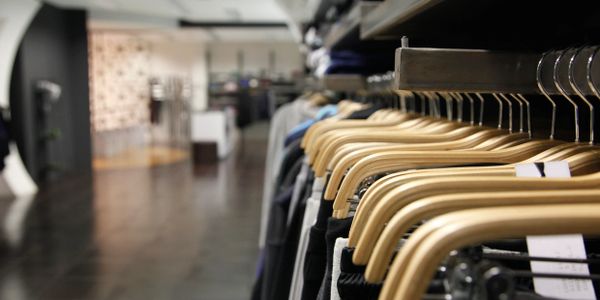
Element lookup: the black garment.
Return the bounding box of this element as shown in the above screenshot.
[257,156,304,300]
[261,186,295,300]
[0,115,9,170]
[300,180,334,300]
[344,103,383,120]
[514,292,562,300]
[316,217,353,300]
[337,246,444,300]
[250,266,263,300]
[275,139,304,188]
[269,174,313,299]
[337,248,379,300]
[280,158,305,193]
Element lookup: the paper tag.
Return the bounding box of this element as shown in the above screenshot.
[526,235,595,299]
[515,161,595,299]
[515,161,571,178]
[543,161,572,178]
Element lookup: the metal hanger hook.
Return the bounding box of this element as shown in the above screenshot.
[498,93,514,133]
[509,93,524,133]
[463,93,475,126]
[536,51,557,140]
[474,93,485,126]
[568,46,594,144]
[449,92,464,123]
[553,48,580,143]
[515,94,532,138]
[586,46,600,146]
[491,93,504,129]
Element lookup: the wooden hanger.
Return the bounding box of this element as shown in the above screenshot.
[344,143,598,238]
[353,171,600,272]
[328,140,562,206]
[302,114,416,157]
[305,91,467,161]
[381,204,600,300]
[344,143,592,239]
[311,125,484,170]
[306,115,451,164]
[318,91,535,191]
[365,189,600,283]
[316,129,527,179]
[301,109,416,152]
[313,91,529,176]
[306,91,467,160]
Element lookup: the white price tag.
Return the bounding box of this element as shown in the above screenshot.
[515,161,595,299]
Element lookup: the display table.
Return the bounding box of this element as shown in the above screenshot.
[191,108,239,161]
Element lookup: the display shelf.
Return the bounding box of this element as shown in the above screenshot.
[322,74,366,92]
[324,1,380,50]
[360,0,600,50]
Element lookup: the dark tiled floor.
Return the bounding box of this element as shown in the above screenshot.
[0,123,268,300]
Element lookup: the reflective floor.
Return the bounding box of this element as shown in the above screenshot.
[0,123,267,299]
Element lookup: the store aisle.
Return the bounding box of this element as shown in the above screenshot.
[0,122,268,300]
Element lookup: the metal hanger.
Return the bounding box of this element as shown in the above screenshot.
[553,49,581,142]
[568,47,594,144]
[537,51,558,140]
[587,46,600,146]
[463,93,475,126]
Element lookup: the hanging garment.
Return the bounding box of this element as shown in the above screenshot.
[316,217,353,300]
[259,98,318,248]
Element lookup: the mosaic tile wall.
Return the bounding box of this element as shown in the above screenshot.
[88,32,151,132]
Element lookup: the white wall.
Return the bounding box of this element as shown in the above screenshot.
[0,0,40,109]
[149,40,207,111]
[89,30,208,132]
[208,42,302,78]
[0,0,40,197]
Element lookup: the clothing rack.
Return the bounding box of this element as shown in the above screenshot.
[322,74,367,92]
[258,2,600,300]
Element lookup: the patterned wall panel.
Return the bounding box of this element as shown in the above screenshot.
[88,32,151,132]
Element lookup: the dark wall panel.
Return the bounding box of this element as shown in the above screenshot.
[10,4,91,184]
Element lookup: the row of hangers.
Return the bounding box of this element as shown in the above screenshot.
[300,46,600,299]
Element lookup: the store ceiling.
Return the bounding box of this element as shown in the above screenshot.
[120,27,296,43]
[45,0,296,42]
[46,0,288,22]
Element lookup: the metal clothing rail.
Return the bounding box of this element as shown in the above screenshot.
[394,46,600,95]
[394,47,540,94]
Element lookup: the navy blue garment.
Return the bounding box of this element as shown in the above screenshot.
[345,103,384,120]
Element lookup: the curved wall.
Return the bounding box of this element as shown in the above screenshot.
[0,0,39,197]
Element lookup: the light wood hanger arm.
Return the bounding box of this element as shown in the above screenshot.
[384,204,600,300]
[353,172,600,271]
[329,140,560,205]
[315,129,512,177]
[346,142,592,244]
[364,189,600,283]
[308,117,447,164]
[313,126,483,170]
[347,167,516,247]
